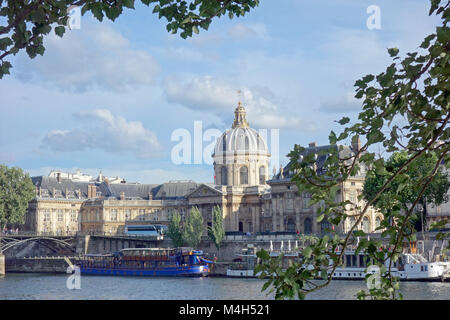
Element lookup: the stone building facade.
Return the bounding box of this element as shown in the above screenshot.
[25,103,382,236]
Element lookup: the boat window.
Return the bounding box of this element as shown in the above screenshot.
[346,255,351,267]
[359,255,366,268]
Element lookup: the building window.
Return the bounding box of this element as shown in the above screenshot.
[259,166,266,185]
[287,218,296,233]
[222,135,227,152]
[303,193,311,209]
[320,219,331,234]
[125,209,131,221]
[70,210,77,222]
[44,210,51,222]
[111,209,118,221]
[362,216,370,233]
[57,210,63,222]
[304,218,312,234]
[375,216,381,232]
[240,166,248,185]
[349,191,356,203]
[221,166,227,185]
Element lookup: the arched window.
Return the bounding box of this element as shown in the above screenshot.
[221,167,227,185]
[321,219,331,234]
[287,218,296,233]
[362,216,370,233]
[375,216,381,232]
[240,166,248,185]
[349,216,357,232]
[238,221,243,232]
[304,218,312,234]
[259,166,266,185]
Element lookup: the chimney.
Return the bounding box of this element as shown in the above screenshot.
[309,142,317,148]
[352,135,361,154]
[120,192,125,200]
[65,188,68,199]
[56,172,61,183]
[148,193,153,200]
[88,185,96,198]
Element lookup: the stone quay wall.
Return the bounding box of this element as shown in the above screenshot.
[0,253,5,275]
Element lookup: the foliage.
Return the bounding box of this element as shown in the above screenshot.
[0,0,259,78]
[363,151,449,231]
[167,210,184,247]
[207,205,225,250]
[0,165,35,228]
[183,206,204,248]
[256,0,450,300]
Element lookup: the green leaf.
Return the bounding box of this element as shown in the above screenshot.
[302,247,312,259]
[436,26,450,43]
[54,26,65,37]
[123,0,135,9]
[388,48,399,57]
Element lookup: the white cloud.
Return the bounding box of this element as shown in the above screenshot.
[227,23,270,40]
[319,92,361,114]
[16,23,160,92]
[163,75,304,129]
[41,109,162,159]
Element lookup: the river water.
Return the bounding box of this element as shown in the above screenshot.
[0,274,449,300]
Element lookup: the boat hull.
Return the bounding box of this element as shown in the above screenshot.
[79,265,209,277]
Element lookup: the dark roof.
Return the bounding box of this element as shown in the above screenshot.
[152,181,199,200]
[31,176,199,201]
[32,176,90,199]
[268,144,359,183]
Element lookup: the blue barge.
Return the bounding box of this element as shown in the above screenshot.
[76,248,213,277]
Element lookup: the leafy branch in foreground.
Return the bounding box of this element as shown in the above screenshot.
[256,0,450,300]
[0,0,259,78]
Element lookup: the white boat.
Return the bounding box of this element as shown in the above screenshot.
[226,243,299,278]
[226,245,450,282]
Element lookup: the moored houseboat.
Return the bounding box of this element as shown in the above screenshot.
[76,247,214,277]
[226,244,450,281]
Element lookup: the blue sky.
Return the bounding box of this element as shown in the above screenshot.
[0,0,440,184]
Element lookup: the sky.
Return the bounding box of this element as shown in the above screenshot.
[0,0,441,184]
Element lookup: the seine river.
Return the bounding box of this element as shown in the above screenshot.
[0,274,449,300]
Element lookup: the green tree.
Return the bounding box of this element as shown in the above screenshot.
[0,165,35,230]
[208,205,225,251]
[255,0,450,300]
[183,206,204,248]
[167,210,184,247]
[363,151,449,232]
[0,0,260,78]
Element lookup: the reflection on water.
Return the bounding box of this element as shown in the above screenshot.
[0,274,448,300]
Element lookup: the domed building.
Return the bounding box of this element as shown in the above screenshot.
[212,102,270,186]
[186,102,272,232]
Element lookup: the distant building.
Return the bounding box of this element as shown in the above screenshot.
[25,103,382,235]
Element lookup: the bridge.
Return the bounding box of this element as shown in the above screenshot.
[0,234,77,256]
[0,232,165,257]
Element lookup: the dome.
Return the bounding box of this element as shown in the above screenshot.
[213,102,269,157]
[214,127,268,156]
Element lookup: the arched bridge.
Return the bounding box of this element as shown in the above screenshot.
[0,235,76,255]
